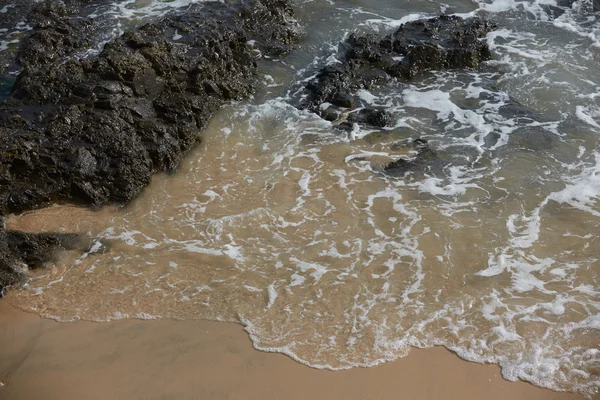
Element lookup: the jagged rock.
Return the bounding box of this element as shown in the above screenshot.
[16,0,94,68]
[333,107,395,131]
[303,15,496,126]
[0,0,297,215]
[0,0,298,293]
[540,0,578,19]
[0,0,106,74]
[0,224,89,296]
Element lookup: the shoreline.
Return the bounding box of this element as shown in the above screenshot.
[0,302,596,400]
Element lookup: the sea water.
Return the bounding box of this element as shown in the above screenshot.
[2,0,599,396]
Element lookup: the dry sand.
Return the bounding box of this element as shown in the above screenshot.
[0,301,596,400]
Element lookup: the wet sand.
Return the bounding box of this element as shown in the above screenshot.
[0,302,596,400]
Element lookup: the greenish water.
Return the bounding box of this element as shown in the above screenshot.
[0,76,14,102]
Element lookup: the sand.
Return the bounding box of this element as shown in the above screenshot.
[0,302,596,400]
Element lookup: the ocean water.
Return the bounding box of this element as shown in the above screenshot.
[2,0,600,396]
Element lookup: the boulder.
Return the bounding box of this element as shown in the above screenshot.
[0,0,298,215]
[303,16,496,126]
[0,223,89,296]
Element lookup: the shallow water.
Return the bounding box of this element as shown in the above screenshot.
[3,0,600,396]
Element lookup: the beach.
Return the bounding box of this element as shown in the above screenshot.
[1,0,599,397]
[0,302,595,400]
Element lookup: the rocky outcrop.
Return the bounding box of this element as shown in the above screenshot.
[0,0,298,294]
[297,15,497,179]
[0,0,94,74]
[16,0,94,69]
[303,16,496,126]
[1,0,297,215]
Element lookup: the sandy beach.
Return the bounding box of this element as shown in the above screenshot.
[0,302,595,400]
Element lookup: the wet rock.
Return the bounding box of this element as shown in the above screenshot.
[0,0,107,74]
[0,0,297,215]
[355,108,394,128]
[334,107,395,131]
[303,15,496,126]
[540,0,578,19]
[0,224,89,296]
[0,0,298,292]
[239,0,300,56]
[331,91,355,108]
[514,127,555,151]
[16,0,93,68]
[385,139,437,173]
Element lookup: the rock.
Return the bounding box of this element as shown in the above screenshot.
[0,0,298,215]
[331,91,355,108]
[239,0,300,56]
[0,224,89,296]
[334,108,395,131]
[16,0,93,68]
[0,0,298,292]
[539,0,578,19]
[384,139,437,173]
[0,0,108,75]
[303,15,496,126]
[353,108,394,128]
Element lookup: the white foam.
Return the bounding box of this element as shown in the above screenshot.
[9,0,600,396]
[548,152,600,217]
[575,105,600,128]
[362,13,429,29]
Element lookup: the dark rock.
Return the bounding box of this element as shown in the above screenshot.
[331,91,355,108]
[0,224,89,296]
[16,0,93,68]
[385,139,438,173]
[359,108,394,128]
[540,0,578,18]
[0,0,297,215]
[5,230,85,269]
[0,1,38,72]
[303,15,496,126]
[0,0,109,75]
[239,0,300,56]
[514,127,555,151]
[320,106,341,122]
[0,0,298,293]
[334,108,395,131]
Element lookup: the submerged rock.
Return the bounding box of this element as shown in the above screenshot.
[384,138,437,173]
[0,224,89,296]
[303,15,496,126]
[0,0,298,292]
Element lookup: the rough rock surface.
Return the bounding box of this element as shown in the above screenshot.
[303,15,496,124]
[0,223,88,296]
[1,0,297,215]
[0,0,298,294]
[16,0,95,68]
[0,0,100,73]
